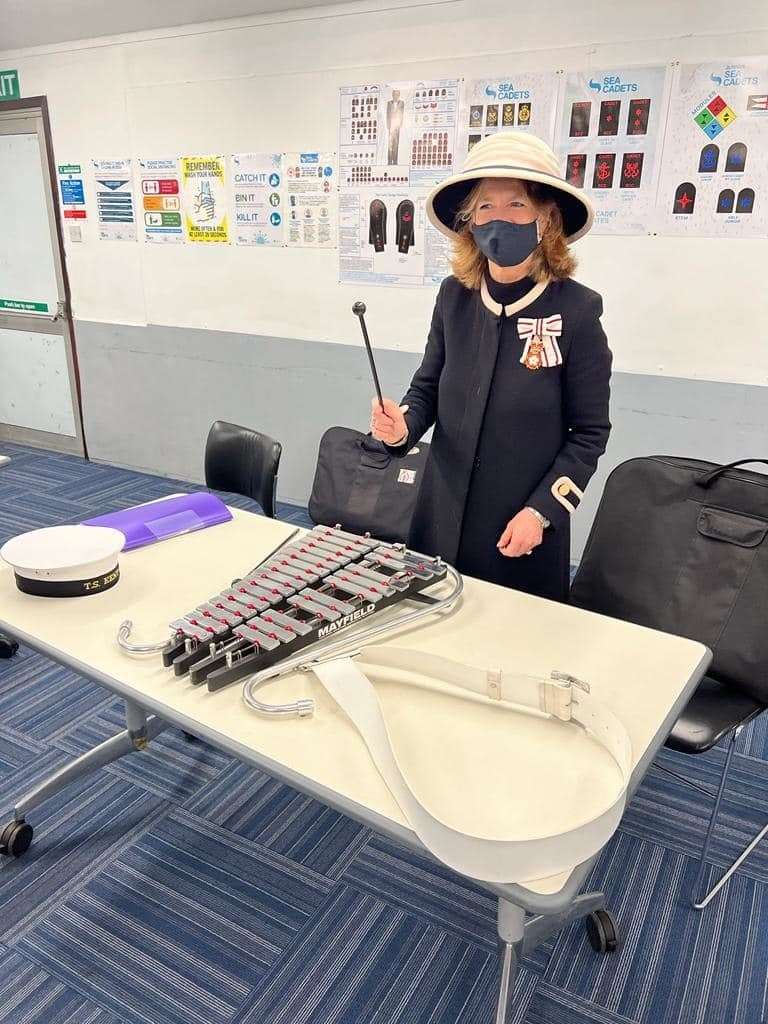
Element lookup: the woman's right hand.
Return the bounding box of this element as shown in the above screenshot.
[370,398,410,445]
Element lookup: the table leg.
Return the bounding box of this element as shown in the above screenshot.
[1,700,169,857]
[522,890,606,953]
[494,889,610,1022]
[495,898,525,1024]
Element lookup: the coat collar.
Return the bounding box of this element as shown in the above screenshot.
[479,276,550,317]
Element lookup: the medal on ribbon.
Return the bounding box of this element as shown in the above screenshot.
[517,314,563,371]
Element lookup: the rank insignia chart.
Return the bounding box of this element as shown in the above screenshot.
[554,65,671,234]
[458,73,560,157]
[657,60,768,236]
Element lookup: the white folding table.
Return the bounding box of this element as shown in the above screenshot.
[0,508,711,1022]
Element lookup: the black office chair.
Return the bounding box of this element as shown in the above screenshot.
[662,679,766,908]
[570,456,768,910]
[204,420,282,518]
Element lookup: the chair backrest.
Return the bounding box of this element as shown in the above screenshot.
[204,420,282,518]
[570,455,768,703]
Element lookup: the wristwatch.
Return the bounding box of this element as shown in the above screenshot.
[525,506,550,529]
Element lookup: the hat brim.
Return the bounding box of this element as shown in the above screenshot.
[427,166,594,244]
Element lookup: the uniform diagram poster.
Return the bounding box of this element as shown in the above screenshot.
[181,155,228,243]
[92,158,136,241]
[284,152,337,248]
[58,163,87,242]
[458,73,560,156]
[554,66,670,235]
[231,153,283,246]
[338,79,458,286]
[139,158,183,244]
[656,59,768,237]
[339,191,450,287]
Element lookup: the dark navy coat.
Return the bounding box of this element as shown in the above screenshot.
[388,274,612,601]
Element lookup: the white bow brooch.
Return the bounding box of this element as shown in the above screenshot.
[517,314,563,371]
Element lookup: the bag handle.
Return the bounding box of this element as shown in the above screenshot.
[697,459,768,488]
[358,433,391,469]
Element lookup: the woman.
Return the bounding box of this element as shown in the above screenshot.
[371,132,612,602]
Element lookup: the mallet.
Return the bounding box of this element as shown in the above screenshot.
[352,301,384,412]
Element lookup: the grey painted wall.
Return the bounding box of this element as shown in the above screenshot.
[75,319,768,558]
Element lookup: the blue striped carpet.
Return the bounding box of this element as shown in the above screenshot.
[0,441,766,1024]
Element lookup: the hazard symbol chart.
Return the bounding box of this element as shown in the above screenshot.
[656,59,768,236]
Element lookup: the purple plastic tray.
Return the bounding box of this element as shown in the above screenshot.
[83,492,232,551]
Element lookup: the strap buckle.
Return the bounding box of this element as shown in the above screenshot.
[540,671,591,722]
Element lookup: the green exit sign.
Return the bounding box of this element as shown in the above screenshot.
[0,70,20,101]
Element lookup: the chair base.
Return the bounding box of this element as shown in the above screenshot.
[693,820,768,910]
[658,725,768,910]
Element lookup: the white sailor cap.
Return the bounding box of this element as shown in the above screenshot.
[0,524,125,598]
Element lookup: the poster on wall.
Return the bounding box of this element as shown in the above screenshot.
[57,163,87,242]
[339,190,449,287]
[91,158,136,241]
[457,73,561,155]
[339,79,458,284]
[339,79,459,190]
[180,155,228,243]
[655,59,768,237]
[138,158,184,244]
[283,152,337,248]
[554,66,671,235]
[231,153,283,245]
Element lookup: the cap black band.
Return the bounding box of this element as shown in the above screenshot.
[15,564,120,598]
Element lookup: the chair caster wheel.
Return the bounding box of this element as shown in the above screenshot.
[586,909,620,953]
[0,820,34,858]
[0,636,19,659]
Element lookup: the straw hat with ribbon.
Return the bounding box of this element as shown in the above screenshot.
[426,131,594,243]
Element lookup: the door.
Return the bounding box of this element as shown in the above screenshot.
[0,97,85,455]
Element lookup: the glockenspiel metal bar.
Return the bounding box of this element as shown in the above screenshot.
[252,617,295,644]
[249,571,297,597]
[232,581,283,605]
[197,602,245,627]
[291,541,352,568]
[292,587,357,616]
[169,619,210,643]
[282,551,339,577]
[324,526,380,552]
[349,563,409,591]
[311,527,375,554]
[368,549,435,580]
[288,593,341,621]
[326,572,392,603]
[260,608,314,636]
[234,622,281,651]
[266,558,322,586]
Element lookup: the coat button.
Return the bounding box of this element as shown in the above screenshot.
[474,457,481,469]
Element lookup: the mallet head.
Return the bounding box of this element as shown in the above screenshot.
[352,301,367,317]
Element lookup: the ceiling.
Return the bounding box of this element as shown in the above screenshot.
[0,0,368,51]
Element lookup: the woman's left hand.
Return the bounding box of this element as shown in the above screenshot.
[497,509,544,558]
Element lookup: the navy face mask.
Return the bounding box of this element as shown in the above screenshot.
[470,218,540,267]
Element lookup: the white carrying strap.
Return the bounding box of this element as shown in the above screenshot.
[311,646,632,884]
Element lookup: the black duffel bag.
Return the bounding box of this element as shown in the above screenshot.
[308,426,428,544]
[570,457,768,702]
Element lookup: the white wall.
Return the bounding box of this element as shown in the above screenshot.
[2,0,768,386]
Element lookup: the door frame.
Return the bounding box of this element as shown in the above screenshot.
[0,95,87,457]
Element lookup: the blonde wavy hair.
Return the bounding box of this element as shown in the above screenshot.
[451,179,576,290]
